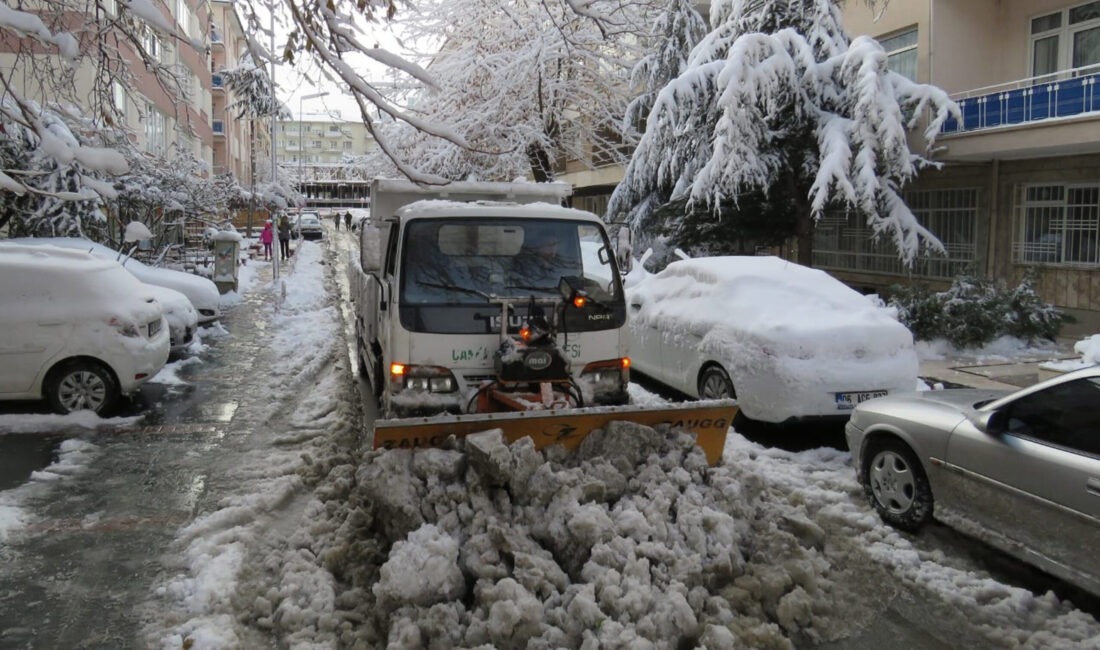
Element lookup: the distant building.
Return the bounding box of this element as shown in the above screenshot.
[274,118,377,210]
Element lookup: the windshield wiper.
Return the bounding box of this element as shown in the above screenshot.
[505,283,559,293]
[416,280,491,301]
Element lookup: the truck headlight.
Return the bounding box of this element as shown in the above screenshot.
[391,364,459,393]
[580,358,630,393]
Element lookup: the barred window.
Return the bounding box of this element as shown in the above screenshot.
[813,188,978,279]
[1014,183,1100,265]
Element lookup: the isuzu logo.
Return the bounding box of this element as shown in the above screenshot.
[524,351,552,370]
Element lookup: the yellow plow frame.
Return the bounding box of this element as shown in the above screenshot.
[371,400,739,466]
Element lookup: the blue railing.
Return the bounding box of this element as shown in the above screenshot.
[941,66,1100,134]
[212,73,224,89]
[212,120,224,135]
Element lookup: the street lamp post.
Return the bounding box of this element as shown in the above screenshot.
[298,91,329,212]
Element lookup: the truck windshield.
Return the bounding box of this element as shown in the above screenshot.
[400,218,621,305]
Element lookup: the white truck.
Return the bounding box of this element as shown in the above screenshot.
[350,178,632,418]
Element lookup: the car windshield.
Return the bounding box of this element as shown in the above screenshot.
[399,217,621,305]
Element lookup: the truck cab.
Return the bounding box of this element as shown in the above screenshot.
[351,179,629,416]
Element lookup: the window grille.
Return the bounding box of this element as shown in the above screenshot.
[813,188,978,278]
[1014,182,1100,265]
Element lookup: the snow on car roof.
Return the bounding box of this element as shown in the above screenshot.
[630,256,908,343]
[0,242,116,273]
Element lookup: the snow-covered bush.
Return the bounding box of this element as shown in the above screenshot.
[890,273,1066,346]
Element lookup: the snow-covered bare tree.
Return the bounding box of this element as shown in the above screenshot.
[608,0,959,266]
[376,0,655,182]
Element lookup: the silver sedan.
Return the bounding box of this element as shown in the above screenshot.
[845,365,1100,596]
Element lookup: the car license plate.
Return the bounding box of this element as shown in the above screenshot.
[835,390,887,410]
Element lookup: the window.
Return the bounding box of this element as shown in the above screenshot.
[813,188,978,279]
[343,141,352,150]
[112,82,128,122]
[880,28,918,81]
[1014,183,1100,265]
[143,104,166,154]
[311,140,321,148]
[1030,2,1100,77]
[1002,377,1100,457]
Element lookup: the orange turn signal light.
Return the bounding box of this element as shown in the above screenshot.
[519,325,532,342]
[621,357,631,369]
[390,362,407,376]
[572,295,587,309]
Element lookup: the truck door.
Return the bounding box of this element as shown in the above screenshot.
[377,223,400,368]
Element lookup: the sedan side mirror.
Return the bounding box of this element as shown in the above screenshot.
[971,410,1007,435]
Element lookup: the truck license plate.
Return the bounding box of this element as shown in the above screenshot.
[835,390,887,410]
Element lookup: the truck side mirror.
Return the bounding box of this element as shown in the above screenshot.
[615,226,633,275]
[361,225,382,273]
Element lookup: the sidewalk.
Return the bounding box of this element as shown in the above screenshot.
[918,338,1080,390]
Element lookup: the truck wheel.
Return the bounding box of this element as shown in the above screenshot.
[46,360,119,415]
[698,365,734,400]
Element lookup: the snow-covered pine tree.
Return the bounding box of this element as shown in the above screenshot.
[608,0,959,266]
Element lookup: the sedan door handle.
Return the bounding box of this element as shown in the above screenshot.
[630,303,641,310]
[1087,478,1100,497]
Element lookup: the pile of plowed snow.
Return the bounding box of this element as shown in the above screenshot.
[315,423,881,648]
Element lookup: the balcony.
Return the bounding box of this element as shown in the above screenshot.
[212,120,225,136]
[212,73,224,90]
[937,64,1100,161]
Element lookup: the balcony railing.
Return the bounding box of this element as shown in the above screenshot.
[941,63,1100,135]
[212,73,224,89]
[212,120,224,135]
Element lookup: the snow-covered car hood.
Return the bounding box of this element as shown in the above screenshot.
[8,237,221,324]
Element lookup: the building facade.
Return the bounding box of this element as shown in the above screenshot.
[832,0,1100,333]
[274,118,376,210]
[209,0,268,185]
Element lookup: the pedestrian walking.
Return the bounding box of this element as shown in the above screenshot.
[333,212,341,230]
[260,220,274,260]
[278,214,291,260]
[344,211,352,231]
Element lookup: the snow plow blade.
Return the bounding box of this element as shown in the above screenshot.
[371,400,739,466]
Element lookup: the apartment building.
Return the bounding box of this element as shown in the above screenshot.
[210,0,268,185]
[0,0,267,192]
[829,0,1100,333]
[274,118,376,209]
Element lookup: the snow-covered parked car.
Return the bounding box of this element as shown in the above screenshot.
[146,284,199,356]
[626,256,918,423]
[0,243,170,415]
[9,237,221,325]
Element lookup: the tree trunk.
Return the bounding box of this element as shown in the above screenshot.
[527,143,553,183]
[783,167,814,267]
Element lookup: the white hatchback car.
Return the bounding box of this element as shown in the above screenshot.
[626,256,918,423]
[9,237,222,325]
[0,244,170,414]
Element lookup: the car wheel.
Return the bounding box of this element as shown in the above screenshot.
[46,360,119,415]
[698,365,735,400]
[863,438,933,532]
